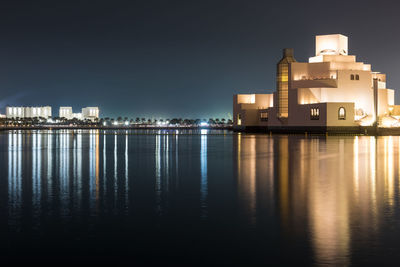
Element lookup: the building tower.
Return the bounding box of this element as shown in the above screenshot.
[276,48,296,118]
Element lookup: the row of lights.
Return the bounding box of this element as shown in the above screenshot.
[103,121,210,127]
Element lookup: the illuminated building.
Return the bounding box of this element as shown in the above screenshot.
[82,107,99,121]
[234,34,399,130]
[59,106,99,121]
[72,112,83,120]
[6,106,52,119]
[59,107,73,119]
[233,94,273,126]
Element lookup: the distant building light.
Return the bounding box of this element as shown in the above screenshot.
[200,122,209,127]
[124,121,129,126]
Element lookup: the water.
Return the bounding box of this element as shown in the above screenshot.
[1,130,400,265]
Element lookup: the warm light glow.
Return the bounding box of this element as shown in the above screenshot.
[358,116,374,126]
[237,94,256,104]
[380,116,400,127]
[315,34,348,56]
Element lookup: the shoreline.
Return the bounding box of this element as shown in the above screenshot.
[2,125,400,136]
[0,125,233,131]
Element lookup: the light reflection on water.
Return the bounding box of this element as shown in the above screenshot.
[233,134,400,265]
[2,130,400,265]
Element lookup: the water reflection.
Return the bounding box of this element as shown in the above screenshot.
[89,130,100,213]
[234,135,400,265]
[155,133,161,214]
[125,132,129,208]
[4,131,400,265]
[200,129,208,218]
[8,131,22,227]
[235,134,277,226]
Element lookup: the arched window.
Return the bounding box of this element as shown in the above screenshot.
[350,74,354,80]
[355,74,359,80]
[338,107,346,120]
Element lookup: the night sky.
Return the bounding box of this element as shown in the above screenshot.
[0,0,399,119]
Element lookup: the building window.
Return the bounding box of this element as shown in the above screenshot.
[355,74,359,80]
[338,107,346,120]
[350,74,354,80]
[237,114,241,126]
[260,111,268,121]
[310,108,320,120]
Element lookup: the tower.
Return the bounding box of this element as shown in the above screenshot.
[277,48,296,118]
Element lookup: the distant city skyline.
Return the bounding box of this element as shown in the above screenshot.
[0,0,399,118]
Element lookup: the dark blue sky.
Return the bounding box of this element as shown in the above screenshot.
[0,0,399,119]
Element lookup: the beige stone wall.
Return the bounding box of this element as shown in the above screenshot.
[325,70,373,116]
[326,102,356,126]
[289,102,328,127]
[378,89,395,116]
[233,94,273,126]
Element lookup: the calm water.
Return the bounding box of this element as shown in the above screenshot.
[1,130,400,265]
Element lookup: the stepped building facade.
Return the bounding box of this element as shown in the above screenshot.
[233,34,399,131]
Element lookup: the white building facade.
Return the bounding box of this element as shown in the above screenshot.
[6,106,52,119]
[82,107,99,121]
[59,107,73,119]
[59,106,99,121]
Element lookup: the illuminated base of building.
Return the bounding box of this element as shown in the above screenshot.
[233,125,385,135]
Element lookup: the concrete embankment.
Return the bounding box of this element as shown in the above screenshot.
[233,126,400,136]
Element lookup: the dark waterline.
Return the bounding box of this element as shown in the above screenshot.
[1,130,400,265]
